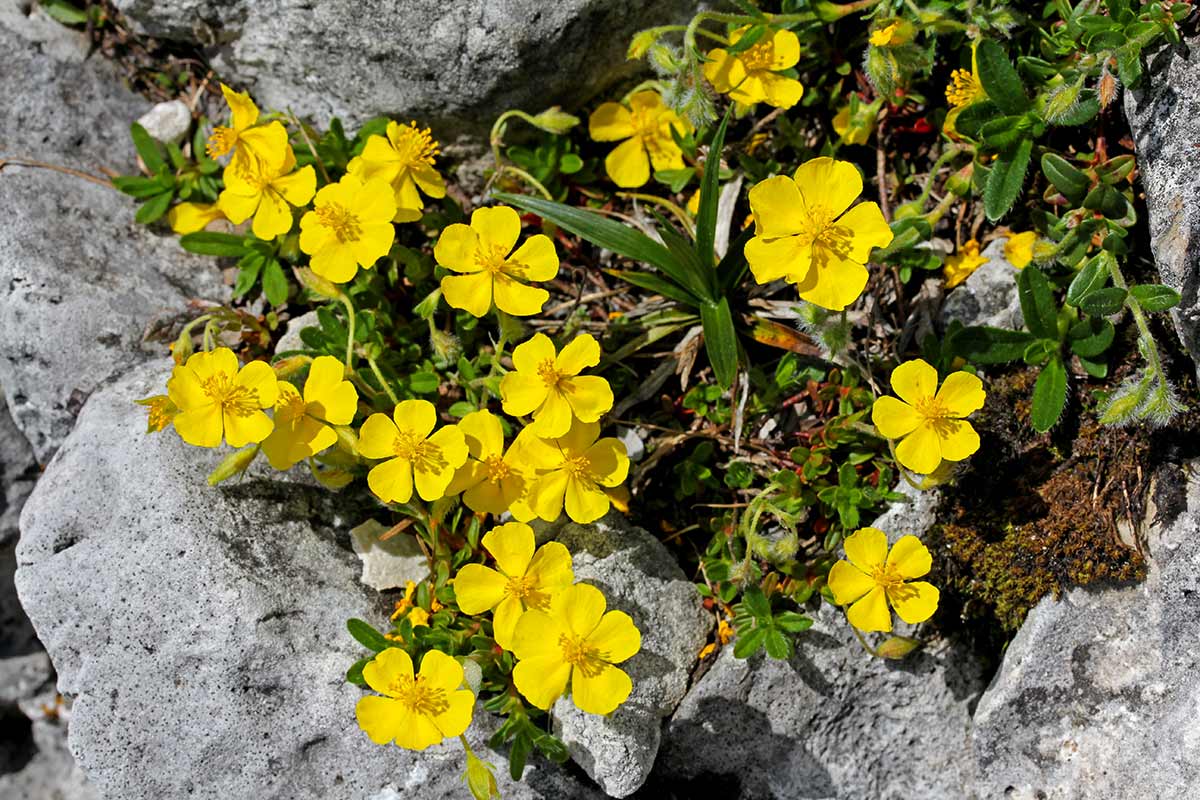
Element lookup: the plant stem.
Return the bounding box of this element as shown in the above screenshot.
[616,192,695,236]
[339,293,357,368]
[1108,253,1166,385]
[850,622,885,657]
[366,353,399,406]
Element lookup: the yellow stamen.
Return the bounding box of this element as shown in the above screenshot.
[484,454,511,483]
[558,633,609,678]
[315,203,363,243]
[201,373,259,417]
[473,243,510,275]
[206,126,238,159]
[391,121,441,169]
[388,674,450,716]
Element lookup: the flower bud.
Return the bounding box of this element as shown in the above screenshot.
[207,445,259,486]
[647,44,681,75]
[530,107,581,135]
[627,28,659,60]
[272,356,312,378]
[463,750,500,800]
[430,328,462,362]
[945,164,974,197]
[295,267,344,301]
[171,328,195,365]
[876,635,922,659]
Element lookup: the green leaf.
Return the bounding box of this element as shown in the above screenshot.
[1115,44,1143,88]
[130,122,166,174]
[1066,254,1109,306]
[700,297,739,390]
[345,657,369,685]
[40,0,89,25]
[725,24,767,54]
[1041,153,1089,205]
[233,253,264,299]
[979,116,1026,151]
[134,191,172,225]
[112,175,171,199]
[179,231,250,257]
[695,110,731,272]
[605,269,699,305]
[1054,93,1100,126]
[1129,283,1181,312]
[509,731,532,781]
[1068,317,1115,358]
[346,618,391,652]
[976,40,1031,115]
[533,733,570,763]
[496,192,704,300]
[764,628,793,660]
[1079,287,1127,316]
[652,211,711,300]
[984,136,1033,222]
[1031,357,1068,433]
[742,586,771,619]
[774,611,814,634]
[733,626,767,659]
[260,258,289,306]
[954,101,1000,139]
[1016,265,1059,340]
[1082,184,1129,218]
[409,371,441,394]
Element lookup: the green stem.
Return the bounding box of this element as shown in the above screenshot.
[366,353,400,406]
[202,319,218,352]
[497,165,553,200]
[616,191,695,236]
[1108,253,1167,384]
[850,622,884,657]
[339,293,357,369]
[914,146,965,210]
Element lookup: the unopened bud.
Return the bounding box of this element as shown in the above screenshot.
[1043,79,1083,124]
[272,355,312,378]
[295,267,343,301]
[308,460,354,490]
[627,28,659,60]
[430,328,462,362]
[530,107,580,135]
[647,44,681,75]
[945,164,974,197]
[463,750,500,800]
[876,635,922,659]
[171,327,195,365]
[207,445,259,485]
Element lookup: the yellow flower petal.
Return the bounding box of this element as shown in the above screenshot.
[532,469,569,521]
[890,359,938,405]
[355,695,407,745]
[794,248,868,311]
[792,157,862,217]
[936,419,980,462]
[350,222,395,269]
[482,521,535,578]
[368,457,415,503]
[583,438,629,487]
[895,423,943,475]
[827,560,876,605]
[871,396,922,439]
[441,272,494,317]
[433,223,480,273]
[835,202,894,262]
[432,690,475,738]
[223,408,274,448]
[493,273,549,317]
[471,205,521,255]
[500,372,549,418]
[702,49,743,94]
[251,190,294,240]
[588,102,635,141]
[562,375,613,423]
[172,406,223,448]
[747,175,804,239]
[274,165,317,206]
[414,425,468,500]
[745,233,810,285]
[530,389,573,438]
[357,413,399,459]
[512,333,557,372]
[506,234,559,282]
[886,535,933,579]
[565,476,610,523]
[304,357,357,424]
[935,371,986,417]
[220,83,259,131]
[168,201,224,234]
[393,399,437,438]
[558,583,606,638]
[846,585,893,632]
[417,649,465,693]
[586,610,640,664]
[491,594,525,650]
[843,526,888,572]
[362,647,414,697]
[392,712,445,751]
[605,137,651,188]
[1005,231,1037,269]
[453,564,507,614]
[757,72,804,109]
[555,334,601,375]
[766,28,801,70]
[888,580,940,625]
[513,654,572,710]
[511,608,568,661]
[457,409,504,459]
[571,664,632,715]
[525,541,574,591]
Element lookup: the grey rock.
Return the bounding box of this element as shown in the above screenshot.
[110,0,696,135]
[0,0,89,62]
[136,99,193,145]
[941,238,1025,331]
[15,361,598,799]
[0,21,227,461]
[275,310,320,354]
[349,520,429,592]
[1125,40,1200,372]
[545,515,711,798]
[971,461,1200,799]
[0,693,98,800]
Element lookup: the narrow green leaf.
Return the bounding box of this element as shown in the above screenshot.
[509,731,532,781]
[233,254,264,299]
[695,110,731,273]
[774,611,814,634]
[112,175,170,199]
[40,0,89,25]
[1082,184,1129,218]
[950,326,1036,364]
[651,210,711,300]
[130,122,166,174]
[134,191,172,224]
[725,24,767,55]
[1041,153,1089,205]
[345,657,369,685]
[976,40,1031,115]
[605,269,700,305]
[1016,265,1059,340]
[1067,317,1115,358]
[984,136,1033,222]
[1066,254,1109,306]
[1031,357,1068,433]
[1129,283,1181,312]
[179,231,250,257]
[1079,287,1127,317]
[700,298,739,389]
[346,618,391,652]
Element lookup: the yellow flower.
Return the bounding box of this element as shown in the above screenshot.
[521,420,629,524]
[945,45,985,109]
[943,239,987,288]
[218,145,316,241]
[871,359,985,475]
[435,206,559,317]
[703,27,804,109]
[357,399,469,503]
[588,90,693,188]
[167,347,278,448]
[406,607,430,628]
[205,83,289,175]
[355,648,474,751]
[348,120,446,222]
[391,580,418,620]
[168,202,224,234]
[827,527,940,632]
[511,583,640,715]
[444,410,528,515]
[832,104,872,146]
[453,521,574,649]
[870,22,900,47]
[499,333,613,438]
[685,188,701,216]
[299,173,397,283]
[135,394,177,433]
[745,157,894,310]
[1004,231,1037,269]
[260,356,358,470]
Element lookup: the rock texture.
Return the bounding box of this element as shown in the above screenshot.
[110,0,694,134]
[0,13,226,462]
[941,238,1024,331]
[1125,39,1200,372]
[15,363,598,799]
[547,515,711,798]
[971,461,1200,799]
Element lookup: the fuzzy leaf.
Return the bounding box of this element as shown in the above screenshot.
[1079,287,1127,317]
[1017,265,1059,340]
[1031,356,1068,433]
[346,618,391,652]
[1129,283,1181,312]
[984,136,1033,222]
[976,40,1031,115]
[1041,153,1089,205]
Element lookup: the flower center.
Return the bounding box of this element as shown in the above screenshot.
[388,674,450,716]
[391,122,441,168]
[484,454,511,483]
[796,204,852,258]
[536,358,562,387]
[392,430,427,460]
[504,575,550,610]
[738,41,775,72]
[558,633,609,678]
[316,203,363,243]
[946,69,984,108]
[473,242,510,275]
[206,126,237,159]
[275,386,308,424]
[869,563,906,593]
[201,373,259,417]
[914,396,952,422]
[562,455,591,480]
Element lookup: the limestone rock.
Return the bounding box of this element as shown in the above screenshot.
[0,20,226,461]
[941,238,1024,331]
[15,362,597,799]
[136,99,193,145]
[1125,39,1200,373]
[110,0,696,134]
[349,520,429,592]
[971,461,1200,799]
[546,515,711,798]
